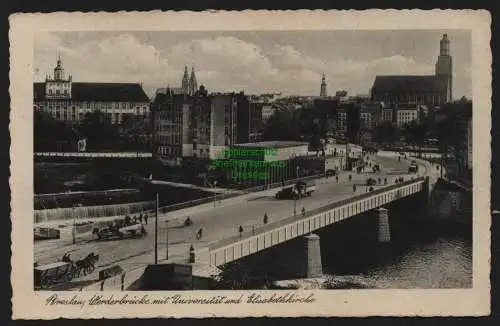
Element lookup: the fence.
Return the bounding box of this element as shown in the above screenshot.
[34,174,325,223]
[34,201,155,223]
[156,174,323,214]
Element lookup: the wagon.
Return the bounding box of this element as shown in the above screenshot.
[34,261,75,289]
[92,222,147,240]
[34,227,60,240]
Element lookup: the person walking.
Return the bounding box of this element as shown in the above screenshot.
[238,225,244,237]
[144,214,148,225]
[335,175,339,183]
[353,184,357,193]
[263,213,269,224]
[301,207,306,218]
[138,213,143,224]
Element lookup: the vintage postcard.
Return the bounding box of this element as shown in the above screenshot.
[10,10,491,318]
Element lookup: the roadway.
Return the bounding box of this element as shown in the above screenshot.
[34,151,433,288]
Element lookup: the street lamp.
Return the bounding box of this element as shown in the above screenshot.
[72,203,82,245]
[154,192,159,264]
[165,220,169,261]
[213,181,218,207]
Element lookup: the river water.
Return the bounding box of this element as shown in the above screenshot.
[323,217,473,289]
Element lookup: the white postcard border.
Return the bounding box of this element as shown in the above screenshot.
[9,10,491,319]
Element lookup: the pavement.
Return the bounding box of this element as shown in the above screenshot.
[34,151,438,290]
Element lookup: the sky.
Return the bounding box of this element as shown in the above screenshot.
[34,30,471,99]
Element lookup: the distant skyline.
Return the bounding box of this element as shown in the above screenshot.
[34,30,471,99]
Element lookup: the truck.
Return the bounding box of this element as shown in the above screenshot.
[275,180,316,200]
[408,164,419,173]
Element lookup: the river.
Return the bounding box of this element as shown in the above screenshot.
[323,216,473,289]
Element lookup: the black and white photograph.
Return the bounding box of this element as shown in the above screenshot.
[10,10,491,318]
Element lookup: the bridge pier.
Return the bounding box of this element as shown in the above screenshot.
[376,208,391,243]
[302,233,323,278]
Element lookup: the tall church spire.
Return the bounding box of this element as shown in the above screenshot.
[181,65,190,95]
[435,34,453,103]
[320,73,327,97]
[189,66,198,96]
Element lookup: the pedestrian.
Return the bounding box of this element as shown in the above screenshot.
[336,175,339,183]
[301,207,306,217]
[353,184,357,193]
[349,174,352,182]
[196,227,203,240]
[238,225,244,237]
[139,213,143,224]
[144,214,148,225]
[263,213,269,224]
[378,177,381,184]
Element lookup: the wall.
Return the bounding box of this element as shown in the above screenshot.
[34,201,154,223]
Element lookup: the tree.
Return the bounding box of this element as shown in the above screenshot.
[262,110,300,141]
[405,121,427,156]
[374,121,396,144]
[78,110,120,151]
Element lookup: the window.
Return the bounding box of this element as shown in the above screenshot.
[49,89,53,95]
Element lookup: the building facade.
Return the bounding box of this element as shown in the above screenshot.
[153,91,254,162]
[34,56,150,124]
[395,104,419,128]
[371,34,453,106]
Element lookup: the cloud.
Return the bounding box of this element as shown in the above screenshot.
[34,32,468,98]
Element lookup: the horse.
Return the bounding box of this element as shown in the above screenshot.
[73,252,99,278]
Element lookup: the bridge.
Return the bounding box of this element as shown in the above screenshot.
[33,151,439,290]
[194,177,428,270]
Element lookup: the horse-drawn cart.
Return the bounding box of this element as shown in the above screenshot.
[92,221,147,240]
[34,261,75,289]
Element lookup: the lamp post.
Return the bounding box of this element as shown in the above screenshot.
[213,181,217,207]
[72,205,76,245]
[165,220,169,261]
[154,192,159,264]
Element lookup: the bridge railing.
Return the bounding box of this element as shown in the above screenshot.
[208,177,427,250]
[155,174,324,214]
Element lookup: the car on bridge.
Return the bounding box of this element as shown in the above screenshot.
[275,180,316,200]
[408,164,419,173]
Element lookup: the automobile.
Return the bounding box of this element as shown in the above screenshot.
[325,169,338,177]
[408,164,418,173]
[366,178,377,186]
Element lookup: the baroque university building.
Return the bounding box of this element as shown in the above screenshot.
[371,34,453,106]
[33,56,150,124]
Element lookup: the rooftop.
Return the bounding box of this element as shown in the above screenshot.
[372,75,440,93]
[34,82,150,102]
[233,141,310,149]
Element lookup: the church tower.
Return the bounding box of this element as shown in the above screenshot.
[189,66,198,96]
[181,65,190,95]
[45,54,72,99]
[435,34,453,103]
[320,73,327,97]
[54,54,65,80]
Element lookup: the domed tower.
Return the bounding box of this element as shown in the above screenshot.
[435,34,453,103]
[189,66,198,96]
[54,54,65,80]
[320,73,328,97]
[181,66,190,95]
[45,54,72,99]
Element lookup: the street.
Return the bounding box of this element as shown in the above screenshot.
[34,152,431,288]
